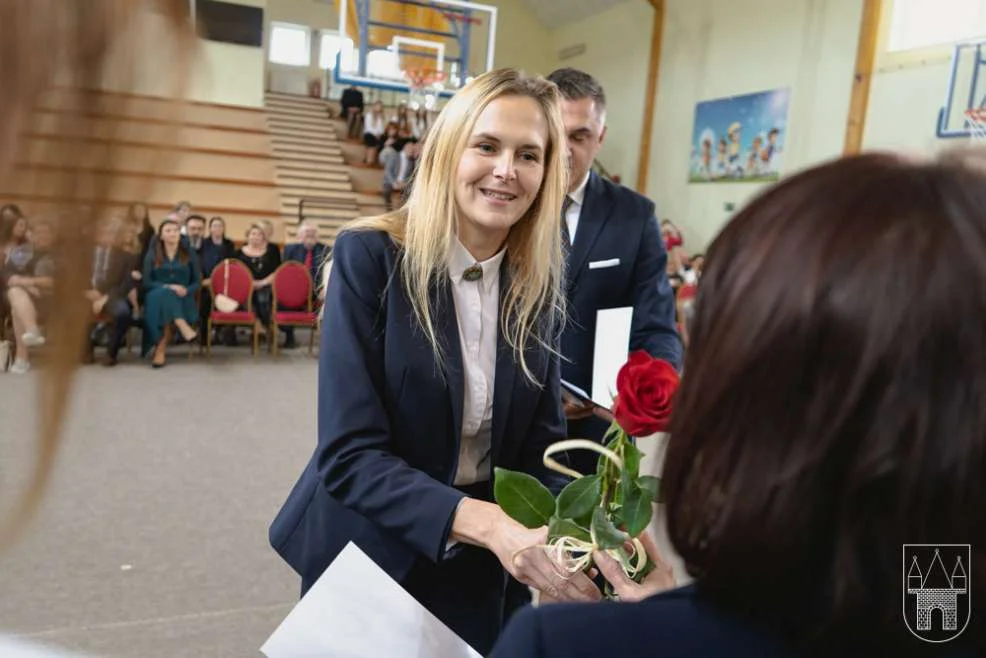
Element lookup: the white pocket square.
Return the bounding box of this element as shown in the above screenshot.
[588,258,620,270]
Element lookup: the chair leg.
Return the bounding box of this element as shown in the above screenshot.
[206,319,213,357]
[308,325,315,355]
[272,322,279,357]
[252,325,258,356]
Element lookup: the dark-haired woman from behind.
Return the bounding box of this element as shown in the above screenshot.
[142,218,201,367]
[492,152,985,658]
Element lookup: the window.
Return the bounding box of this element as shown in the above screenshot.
[269,22,310,66]
[888,0,986,52]
[319,33,356,70]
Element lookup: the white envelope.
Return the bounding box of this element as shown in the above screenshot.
[590,306,633,408]
[262,542,482,658]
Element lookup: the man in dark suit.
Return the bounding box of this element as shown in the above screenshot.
[86,220,138,366]
[281,222,329,349]
[547,68,682,475]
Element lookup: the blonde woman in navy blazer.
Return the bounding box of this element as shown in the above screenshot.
[270,69,602,654]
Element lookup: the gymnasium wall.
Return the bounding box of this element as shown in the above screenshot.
[645,0,861,251]
[91,0,267,108]
[548,1,655,188]
[266,0,340,94]
[864,46,958,153]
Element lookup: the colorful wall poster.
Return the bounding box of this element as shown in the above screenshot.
[689,88,790,183]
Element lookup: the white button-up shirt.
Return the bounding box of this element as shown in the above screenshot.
[447,238,505,486]
[564,171,591,244]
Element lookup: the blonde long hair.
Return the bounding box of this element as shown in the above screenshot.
[346,69,568,382]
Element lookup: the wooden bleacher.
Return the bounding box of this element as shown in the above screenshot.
[6,88,376,247]
[263,92,361,244]
[7,88,286,242]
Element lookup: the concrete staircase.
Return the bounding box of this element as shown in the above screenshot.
[263,92,360,243]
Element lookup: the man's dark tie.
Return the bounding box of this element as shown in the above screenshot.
[561,196,574,252]
[304,247,313,274]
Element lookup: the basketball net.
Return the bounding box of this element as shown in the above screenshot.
[404,68,446,110]
[966,109,986,142]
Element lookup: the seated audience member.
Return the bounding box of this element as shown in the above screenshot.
[491,153,986,658]
[395,102,412,137]
[173,200,192,232]
[117,218,144,316]
[398,140,421,204]
[411,107,429,141]
[380,129,420,210]
[362,100,386,166]
[281,222,328,348]
[688,253,704,281]
[85,219,138,366]
[340,84,365,140]
[184,214,207,259]
[235,223,280,337]
[125,201,155,265]
[1,206,30,270]
[5,220,56,374]
[142,218,201,368]
[666,248,685,292]
[199,216,235,342]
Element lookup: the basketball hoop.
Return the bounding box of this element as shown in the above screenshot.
[404,68,446,110]
[965,109,986,141]
[404,68,446,91]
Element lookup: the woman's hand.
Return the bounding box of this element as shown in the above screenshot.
[592,532,675,602]
[131,270,142,281]
[451,499,601,603]
[254,278,270,289]
[169,284,188,297]
[489,520,601,603]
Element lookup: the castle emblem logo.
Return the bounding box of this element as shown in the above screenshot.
[903,544,971,642]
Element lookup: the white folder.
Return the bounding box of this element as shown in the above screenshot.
[262,542,482,658]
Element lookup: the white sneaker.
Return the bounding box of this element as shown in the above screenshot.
[22,330,45,347]
[9,359,30,374]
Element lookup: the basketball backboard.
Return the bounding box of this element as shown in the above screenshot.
[333,0,496,98]
[937,40,986,138]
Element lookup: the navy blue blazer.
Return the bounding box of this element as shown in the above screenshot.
[562,174,681,468]
[269,230,566,589]
[282,241,330,287]
[490,584,980,658]
[562,172,682,389]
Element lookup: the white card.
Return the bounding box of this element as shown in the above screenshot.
[590,307,633,408]
[261,542,482,658]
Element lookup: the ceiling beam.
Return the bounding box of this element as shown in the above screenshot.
[844,0,882,154]
[637,0,665,193]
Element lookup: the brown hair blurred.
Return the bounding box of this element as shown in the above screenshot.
[662,153,986,651]
[0,0,194,548]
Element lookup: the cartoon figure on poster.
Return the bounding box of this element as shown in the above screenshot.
[689,88,790,183]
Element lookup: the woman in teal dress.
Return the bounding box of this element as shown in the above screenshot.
[142,218,201,367]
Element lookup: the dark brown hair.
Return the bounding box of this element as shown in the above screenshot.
[663,153,986,651]
[0,203,27,244]
[153,218,189,266]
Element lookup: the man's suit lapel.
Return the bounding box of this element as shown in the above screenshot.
[566,172,611,291]
[490,262,516,465]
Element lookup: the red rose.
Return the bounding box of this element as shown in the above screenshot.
[611,351,679,437]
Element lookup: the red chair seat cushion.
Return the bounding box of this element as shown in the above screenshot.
[211,310,256,324]
[275,310,318,324]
